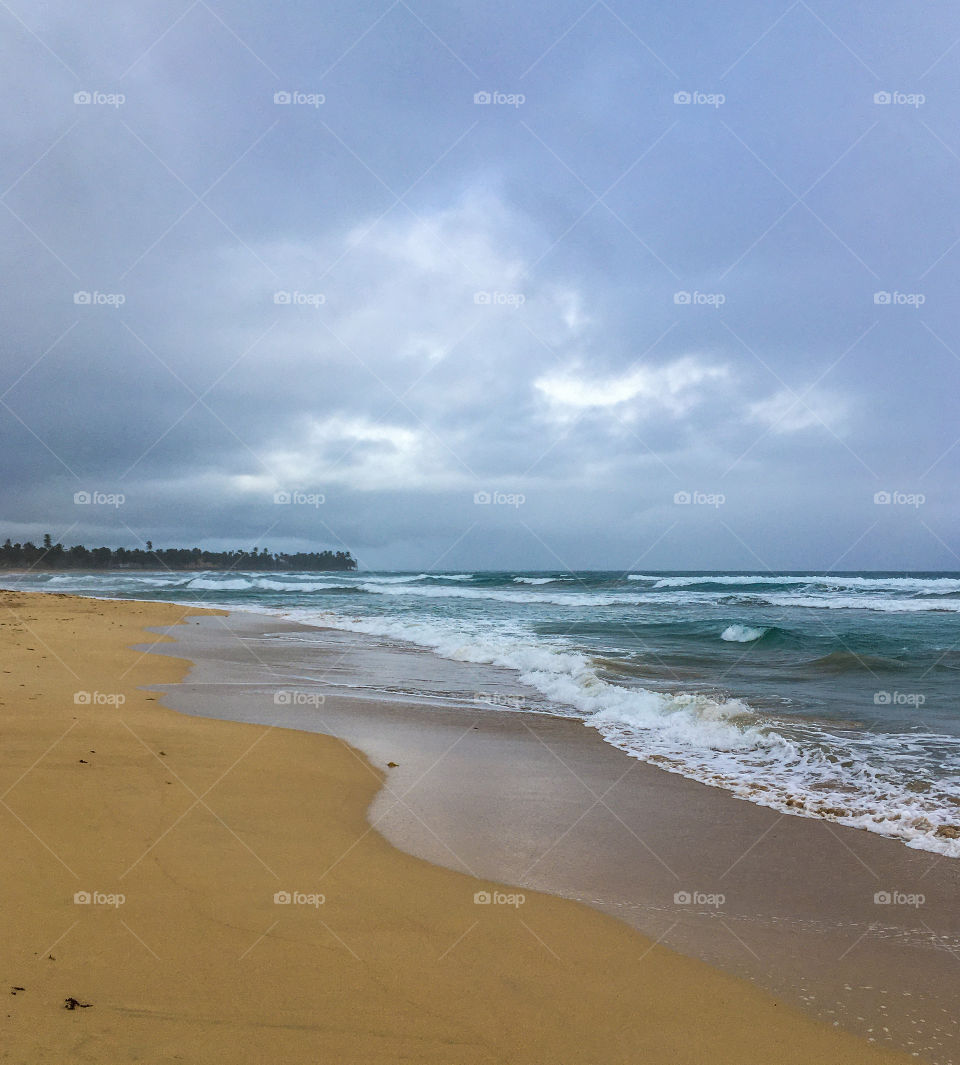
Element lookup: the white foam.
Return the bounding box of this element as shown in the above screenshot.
[758,593,960,613]
[355,583,663,607]
[254,578,356,592]
[721,624,768,642]
[283,605,960,859]
[42,573,192,587]
[629,573,960,593]
[186,577,252,590]
[360,573,473,584]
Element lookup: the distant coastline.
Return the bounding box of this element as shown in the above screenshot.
[0,535,356,572]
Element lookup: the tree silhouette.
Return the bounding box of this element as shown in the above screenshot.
[0,537,356,572]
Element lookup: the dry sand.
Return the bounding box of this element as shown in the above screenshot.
[0,590,919,1063]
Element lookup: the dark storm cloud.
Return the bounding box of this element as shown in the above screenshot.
[2,0,959,568]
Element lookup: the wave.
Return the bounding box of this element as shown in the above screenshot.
[41,570,960,613]
[360,573,473,584]
[354,582,960,613]
[629,573,960,594]
[130,576,193,586]
[253,578,359,592]
[184,576,359,592]
[285,606,960,858]
[186,577,255,590]
[45,574,192,587]
[356,583,658,607]
[734,593,960,613]
[9,569,960,857]
[720,624,768,643]
[23,571,960,615]
[42,572,353,592]
[800,651,908,674]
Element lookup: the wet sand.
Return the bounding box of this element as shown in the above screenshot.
[151,608,960,1064]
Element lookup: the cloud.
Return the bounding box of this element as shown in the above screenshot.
[748,388,849,435]
[534,356,729,416]
[235,416,433,493]
[186,189,598,489]
[2,0,959,567]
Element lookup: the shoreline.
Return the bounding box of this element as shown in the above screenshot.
[0,590,944,1063]
[151,606,960,1064]
[5,569,959,861]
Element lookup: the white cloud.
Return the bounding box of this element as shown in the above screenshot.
[230,416,442,493]
[535,356,728,417]
[749,388,848,434]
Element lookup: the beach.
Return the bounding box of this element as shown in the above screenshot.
[0,589,945,1063]
[155,608,960,1063]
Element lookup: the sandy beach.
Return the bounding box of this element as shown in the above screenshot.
[154,608,960,1063]
[0,590,931,1063]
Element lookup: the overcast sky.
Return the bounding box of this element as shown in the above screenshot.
[2,0,959,570]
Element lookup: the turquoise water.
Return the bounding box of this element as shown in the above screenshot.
[12,569,960,856]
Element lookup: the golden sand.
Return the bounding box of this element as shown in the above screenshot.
[0,590,915,1063]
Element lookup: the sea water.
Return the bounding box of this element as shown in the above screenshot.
[13,569,960,857]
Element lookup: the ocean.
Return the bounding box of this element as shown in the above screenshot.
[12,569,960,857]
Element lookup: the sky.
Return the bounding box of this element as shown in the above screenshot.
[2,0,959,571]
